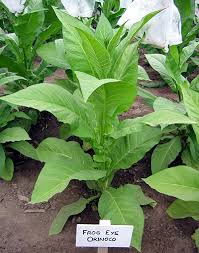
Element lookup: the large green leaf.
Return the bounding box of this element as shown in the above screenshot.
[142,110,196,127]
[167,199,199,220]
[95,13,113,45]
[144,166,199,202]
[31,140,105,203]
[1,84,92,137]
[151,137,182,174]
[109,125,161,170]
[145,54,174,87]
[0,157,14,181]
[75,71,117,102]
[0,127,30,144]
[53,7,93,35]
[123,184,156,207]
[36,137,80,161]
[49,197,93,235]
[54,8,111,79]
[8,141,38,161]
[37,39,69,69]
[98,185,145,251]
[76,71,137,137]
[14,10,45,60]
[110,118,143,139]
[113,43,138,84]
[153,97,186,115]
[182,86,199,143]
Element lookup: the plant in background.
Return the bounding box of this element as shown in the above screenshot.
[145,0,199,94]
[0,8,166,251]
[0,71,37,181]
[141,83,199,250]
[0,0,61,87]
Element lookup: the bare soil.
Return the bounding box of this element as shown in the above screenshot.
[0,64,198,253]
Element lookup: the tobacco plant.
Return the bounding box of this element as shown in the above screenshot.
[0,8,167,251]
[0,0,61,87]
[140,84,199,249]
[0,71,36,181]
[145,0,199,95]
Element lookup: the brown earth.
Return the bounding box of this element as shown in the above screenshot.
[0,63,198,252]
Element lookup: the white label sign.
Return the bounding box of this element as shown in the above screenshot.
[76,224,133,248]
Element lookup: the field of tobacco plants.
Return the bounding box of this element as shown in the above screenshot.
[0,0,199,252]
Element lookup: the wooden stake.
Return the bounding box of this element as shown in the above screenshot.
[97,220,111,253]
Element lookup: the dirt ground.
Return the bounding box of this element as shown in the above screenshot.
[0,61,199,253]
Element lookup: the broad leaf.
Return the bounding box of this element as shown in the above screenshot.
[14,10,45,60]
[151,137,182,174]
[37,39,69,69]
[0,127,30,144]
[31,140,105,203]
[153,97,186,115]
[109,125,161,170]
[1,84,92,137]
[113,43,138,84]
[110,118,143,139]
[98,185,144,251]
[49,197,93,235]
[123,184,156,207]
[54,8,111,79]
[167,199,199,220]
[142,110,196,127]
[145,54,174,87]
[36,137,83,162]
[53,7,93,33]
[95,13,113,45]
[144,166,199,202]
[76,71,137,136]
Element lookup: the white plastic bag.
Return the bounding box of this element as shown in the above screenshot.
[196,0,199,18]
[0,0,25,14]
[118,0,182,50]
[120,0,132,8]
[61,0,101,17]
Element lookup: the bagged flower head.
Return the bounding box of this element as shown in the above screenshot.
[118,0,182,50]
[61,0,101,17]
[0,0,25,14]
[196,0,199,18]
[120,0,132,9]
